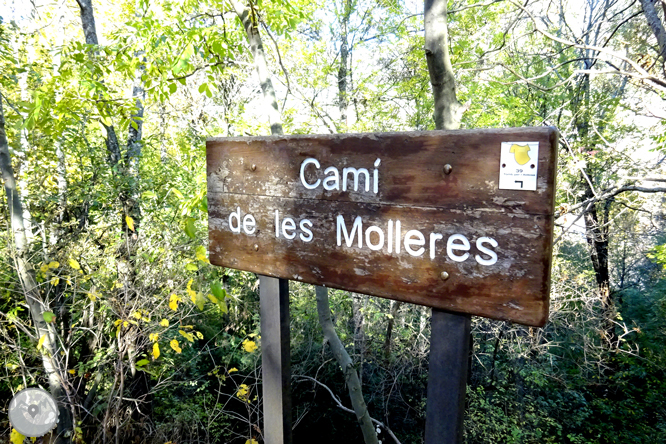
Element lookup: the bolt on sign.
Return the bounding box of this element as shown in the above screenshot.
[207,127,558,327]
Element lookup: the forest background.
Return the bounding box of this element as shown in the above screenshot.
[1,0,666,443]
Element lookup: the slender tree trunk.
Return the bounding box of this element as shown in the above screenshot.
[0,94,73,443]
[338,0,351,130]
[424,0,463,130]
[230,0,283,135]
[639,0,666,68]
[76,0,122,165]
[316,286,378,444]
[383,301,401,361]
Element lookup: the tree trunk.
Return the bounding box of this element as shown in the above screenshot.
[76,0,122,165]
[316,286,378,444]
[383,301,401,361]
[424,0,463,130]
[639,0,666,67]
[338,0,351,130]
[0,94,74,443]
[230,0,283,135]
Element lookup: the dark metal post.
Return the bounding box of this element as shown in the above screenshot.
[425,309,471,444]
[259,276,292,444]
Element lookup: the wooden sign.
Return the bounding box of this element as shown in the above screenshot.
[207,127,558,326]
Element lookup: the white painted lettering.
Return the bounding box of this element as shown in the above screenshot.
[299,219,314,242]
[242,214,256,235]
[342,167,370,192]
[447,234,470,262]
[373,158,381,194]
[429,232,443,260]
[475,237,498,266]
[300,158,321,189]
[282,217,297,240]
[404,229,426,257]
[365,226,385,251]
[395,220,401,254]
[323,166,340,191]
[387,220,393,253]
[229,207,242,234]
[337,215,363,248]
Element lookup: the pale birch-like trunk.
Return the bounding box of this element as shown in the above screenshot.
[0,93,73,442]
[316,287,379,444]
[230,0,283,135]
[639,0,666,68]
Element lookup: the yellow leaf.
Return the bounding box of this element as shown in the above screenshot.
[186,279,196,299]
[149,333,159,342]
[69,258,80,270]
[159,319,169,327]
[114,319,123,326]
[88,292,97,302]
[242,339,257,353]
[179,330,194,342]
[245,440,258,444]
[236,384,250,401]
[40,264,50,273]
[170,339,182,353]
[207,294,218,304]
[48,261,59,269]
[152,342,160,360]
[126,215,135,231]
[37,334,46,351]
[195,331,203,340]
[50,277,60,286]
[169,294,180,311]
[10,429,26,444]
[195,245,209,262]
[132,311,142,319]
[228,367,238,373]
[68,369,76,375]
[123,321,129,328]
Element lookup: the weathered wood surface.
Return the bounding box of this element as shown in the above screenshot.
[207,128,558,326]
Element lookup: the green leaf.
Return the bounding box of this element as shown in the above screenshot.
[136,359,150,367]
[168,83,177,94]
[185,263,198,271]
[184,217,196,239]
[211,282,226,299]
[43,311,55,323]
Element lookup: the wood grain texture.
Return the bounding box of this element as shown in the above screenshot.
[207,128,558,326]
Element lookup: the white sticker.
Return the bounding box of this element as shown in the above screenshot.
[499,141,539,191]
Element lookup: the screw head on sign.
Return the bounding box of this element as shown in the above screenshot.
[254,244,259,251]
[440,271,450,281]
[251,164,257,171]
[443,164,453,175]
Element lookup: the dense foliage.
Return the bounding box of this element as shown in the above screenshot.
[1,0,666,443]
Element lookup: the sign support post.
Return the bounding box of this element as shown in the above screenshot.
[259,276,292,444]
[425,310,471,444]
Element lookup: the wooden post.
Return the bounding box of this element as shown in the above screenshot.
[424,309,471,444]
[259,276,292,444]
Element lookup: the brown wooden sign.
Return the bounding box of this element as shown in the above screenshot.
[207,127,558,326]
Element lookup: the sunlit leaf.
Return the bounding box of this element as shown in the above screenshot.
[159,319,169,327]
[152,342,160,360]
[242,339,257,353]
[42,311,55,323]
[136,359,150,367]
[69,258,81,270]
[126,215,135,231]
[179,330,194,342]
[37,334,46,350]
[169,339,182,353]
